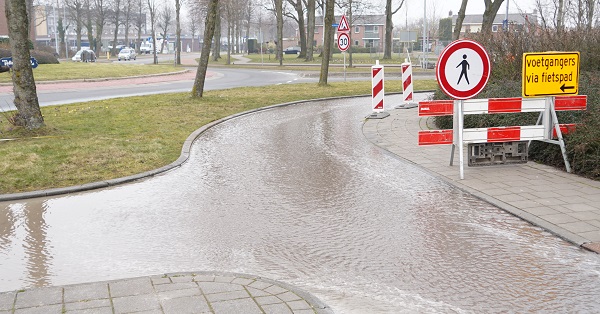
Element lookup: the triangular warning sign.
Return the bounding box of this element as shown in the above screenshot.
[338,15,350,32]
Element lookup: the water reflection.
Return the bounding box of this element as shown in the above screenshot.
[0,96,599,313]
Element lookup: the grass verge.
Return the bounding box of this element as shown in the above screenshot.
[0,62,184,83]
[0,80,437,194]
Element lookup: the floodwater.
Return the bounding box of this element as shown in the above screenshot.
[1,96,600,313]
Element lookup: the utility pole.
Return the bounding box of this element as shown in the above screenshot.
[53,4,59,54]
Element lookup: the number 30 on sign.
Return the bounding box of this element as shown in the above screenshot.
[338,33,350,52]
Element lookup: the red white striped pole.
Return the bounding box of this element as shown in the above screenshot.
[372,60,384,112]
[367,60,389,119]
[396,61,417,109]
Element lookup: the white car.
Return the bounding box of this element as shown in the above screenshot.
[118,48,137,61]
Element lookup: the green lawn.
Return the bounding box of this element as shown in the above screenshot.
[0,62,184,83]
[0,80,438,194]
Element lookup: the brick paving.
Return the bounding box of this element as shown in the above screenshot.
[0,272,332,314]
[363,93,600,253]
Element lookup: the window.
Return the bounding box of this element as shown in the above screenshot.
[315,27,319,33]
[364,25,379,34]
[492,25,499,32]
[354,40,359,46]
[355,26,360,33]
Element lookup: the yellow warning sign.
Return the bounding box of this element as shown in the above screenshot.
[522,52,579,97]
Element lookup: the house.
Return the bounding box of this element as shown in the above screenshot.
[0,0,37,43]
[452,11,538,36]
[313,15,385,51]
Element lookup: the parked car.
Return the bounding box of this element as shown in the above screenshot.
[118,48,137,61]
[71,49,96,62]
[283,46,301,54]
[140,43,152,54]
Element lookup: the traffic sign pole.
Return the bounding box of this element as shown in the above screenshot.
[344,51,346,82]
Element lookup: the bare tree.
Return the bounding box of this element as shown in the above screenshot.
[481,0,504,33]
[276,0,283,65]
[383,0,404,59]
[192,0,219,97]
[93,0,109,56]
[188,2,202,52]
[286,0,306,58]
[134,0,145,51]
[556,0,564,31]
[318,0,334,85]
[244,0,253,53]
[110,0,123,56]
[453,0,468,40]
[175,0,185,64]
[64,0,85,51]
[5,0,44,129]
[158,5,173,53]
[147,0,158,63]
[84,0,95,51]
[123,0,133,47]
[212,4,222,61]
[225,0,233,64]
[305,0,315,61]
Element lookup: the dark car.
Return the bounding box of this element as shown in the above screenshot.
[284,46,301,54]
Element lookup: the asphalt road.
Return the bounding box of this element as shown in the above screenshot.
[0,67,308,111]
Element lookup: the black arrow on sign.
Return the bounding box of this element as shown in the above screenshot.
[560,83,575,92]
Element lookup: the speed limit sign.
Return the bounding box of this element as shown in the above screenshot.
[338,33,350,52]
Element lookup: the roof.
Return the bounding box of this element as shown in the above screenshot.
[452,12,537,25]
[315,14,385,26]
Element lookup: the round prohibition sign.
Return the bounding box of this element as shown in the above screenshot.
[436,39,491,100]
[337,32,350,52]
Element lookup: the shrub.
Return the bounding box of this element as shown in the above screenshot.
[0,48,59,64]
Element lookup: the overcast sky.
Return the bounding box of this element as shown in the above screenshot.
[399,0,539,22]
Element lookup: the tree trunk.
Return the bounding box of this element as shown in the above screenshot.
[175,0,181,65]
[306,0,315,61]
[318,0,334,85]
[276,0,283,65]
[383,0,393,59]
[192,0,219,97]
[5,0,44,129]
[557,0,564,31]
[481,0,504,34]
[293,0,306,58]
[453,0,468,40]
[212,6,221,61]
[111,0,121,56]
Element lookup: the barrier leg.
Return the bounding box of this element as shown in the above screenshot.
[550,98,572,173]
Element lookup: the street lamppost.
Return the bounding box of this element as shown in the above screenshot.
[422,0,427,69]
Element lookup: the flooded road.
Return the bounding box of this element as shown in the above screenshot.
[1,96,600,313]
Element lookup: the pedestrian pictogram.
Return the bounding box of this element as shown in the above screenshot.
[337,33,350,52]
[436,39,491,100]
[337,15,350,32]
[456,54,470,85]
[522,52,579,97]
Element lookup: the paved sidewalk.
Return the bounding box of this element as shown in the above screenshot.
[0,272,332,314]
[363,94,600,253]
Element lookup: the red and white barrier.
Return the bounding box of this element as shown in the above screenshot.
[417,95,587,178]
[372,61,384,112]
[401,62,414,105]
[418,96,587,116]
